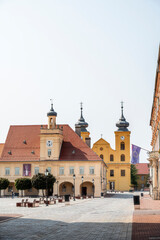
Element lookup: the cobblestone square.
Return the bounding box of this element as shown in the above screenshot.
[0,193,134,240]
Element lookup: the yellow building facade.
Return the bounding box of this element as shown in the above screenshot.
[92,104,131,191]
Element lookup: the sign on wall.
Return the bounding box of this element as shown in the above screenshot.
[23,164,31,176]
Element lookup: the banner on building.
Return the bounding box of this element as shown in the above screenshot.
[131,144,141,164]
[23,164,31,176]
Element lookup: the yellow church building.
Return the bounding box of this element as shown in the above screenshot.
[92,103,131,191]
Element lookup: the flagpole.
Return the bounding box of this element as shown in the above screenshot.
[132,144,150,152]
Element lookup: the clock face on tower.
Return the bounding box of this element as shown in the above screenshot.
[46,140,53,147]
[120,136,125,140]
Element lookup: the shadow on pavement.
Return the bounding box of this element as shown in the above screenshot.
[0,217,132,240]
[105,193,133,199]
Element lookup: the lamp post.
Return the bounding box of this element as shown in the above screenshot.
[92,179,94,198]
[56,180,59,197]
[81,176,84,198]
[73,174,76,201]
[45,169,49,206]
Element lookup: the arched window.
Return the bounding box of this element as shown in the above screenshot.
[121,154,125,161]
[100,154,103,159]
[120,142,125,150]
[110,154,114,161]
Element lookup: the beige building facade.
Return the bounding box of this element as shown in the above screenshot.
[148,46,160,200]
[0,103,107,197]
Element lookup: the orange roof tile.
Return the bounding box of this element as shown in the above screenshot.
[135,163,149,175]
[0,125,101,162]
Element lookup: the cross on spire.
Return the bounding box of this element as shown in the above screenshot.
[50,99,53,110]
[80,102,83,118]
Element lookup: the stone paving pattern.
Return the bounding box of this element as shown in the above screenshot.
[132,194,160,240]
[0,194,133,240]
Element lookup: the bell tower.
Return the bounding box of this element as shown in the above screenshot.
[40,100,63,160]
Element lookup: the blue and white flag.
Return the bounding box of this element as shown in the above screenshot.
[131,144,141,164]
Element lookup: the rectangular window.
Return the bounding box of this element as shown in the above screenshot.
[141,176,144,181]
[15,167,20,175]
[79,167,84,174]
[35,167,39,175]
[89,167,94,175]
[121,170,125,176]
[47,167,51,173]
[28,188,32,192]
[59,167,64,175]
[48,149,51,157]
[110,170,114,177]
[5,168,10,175]
[69,167,74,175]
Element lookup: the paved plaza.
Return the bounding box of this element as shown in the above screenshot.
[0,193,133,240]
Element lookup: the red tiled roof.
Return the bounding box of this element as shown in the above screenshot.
[0,125,101,162]
[135,163,149,175]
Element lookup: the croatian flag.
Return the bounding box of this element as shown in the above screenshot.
[131,144,141,164]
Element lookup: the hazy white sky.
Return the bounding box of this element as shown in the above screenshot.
[0,0,160,162]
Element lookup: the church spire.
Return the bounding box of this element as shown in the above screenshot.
[116,102,129,131]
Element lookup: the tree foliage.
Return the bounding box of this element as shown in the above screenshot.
[0,178,10,190]
[31,173,56,190]
[131,164,139,187]
[15,178,32,190]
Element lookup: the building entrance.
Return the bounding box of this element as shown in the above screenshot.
[110,182,115,190]
[82,187,87,196]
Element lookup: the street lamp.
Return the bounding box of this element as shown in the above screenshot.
[101,177,105,197]
[73,174,76,201]
[81,176,84,198]
[92,179,94,198]
[56,180,59,197]
[45,169,49,206]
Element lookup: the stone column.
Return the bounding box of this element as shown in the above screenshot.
[153,161,157,188]
[38,190,43,197]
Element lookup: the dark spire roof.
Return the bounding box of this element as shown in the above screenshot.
[47,99,57,117]
[116,102,129,131]
[75,102,88,131]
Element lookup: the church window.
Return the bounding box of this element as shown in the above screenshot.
[110,170,114,177]
[121,170,125,176]
[121,154,125,161]
[100,147,103,151]
[100,154,103,159]
[110,154,114,161]
[120,142,125,150]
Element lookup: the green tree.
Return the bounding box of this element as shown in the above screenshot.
[15,178,32,191]
[32,173,56,195]
[131,164,139,188]
[0,178,10,197]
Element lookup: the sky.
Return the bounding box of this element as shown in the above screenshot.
[0,0,160,163]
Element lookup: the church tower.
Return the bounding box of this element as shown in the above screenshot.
[92,102,131,191]
[40,101,63,160]
[75,103,91,147]
[114,102,131,191]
